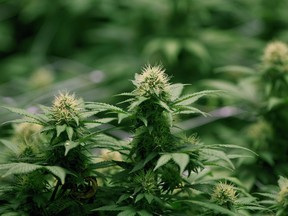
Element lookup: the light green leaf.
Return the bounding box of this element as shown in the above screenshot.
[118,113,129,124]
[201,149,234,170]
[153,154,172,171]
[64,141,80,156]
[0,163,16,170]
[163,39,180,63]
[72,116,79,126]
[66,126,74,141]
[173,90,222,105]
[45,166,67,184]
[2,106,46,124]
[170,83,185,100]
[175,105,207,116]
[86,102,127,114]
[214,65,255,75]
[184,40,210,61]
[172,153,189,174]
[2,163,41,177]
[0,139,20,155]
[213,144,257,156]
[56,124,66,137]
[116,92,135,97]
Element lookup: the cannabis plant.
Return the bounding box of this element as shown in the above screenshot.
[205,41,288,188]
[0,65,262,215]
[88,65,260,216]
[0,91,116,215]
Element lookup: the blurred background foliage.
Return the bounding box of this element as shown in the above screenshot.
[1,0,288,187]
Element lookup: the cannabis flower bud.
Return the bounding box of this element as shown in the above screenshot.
[277,176,288,208]
[211,182,237,208]
[14,122,42,141]
[133,65,171,98]
[262,41,288,75]
[51,92,82,125]
[263,41,288,65]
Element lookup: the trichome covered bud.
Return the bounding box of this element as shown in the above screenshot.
[133,65,171,99]
[51,91,82,125]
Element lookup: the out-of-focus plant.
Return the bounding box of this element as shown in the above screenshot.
[258,176,288,215]
[204,41,288,192]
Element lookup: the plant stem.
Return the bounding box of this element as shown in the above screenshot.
[50,179,61,201]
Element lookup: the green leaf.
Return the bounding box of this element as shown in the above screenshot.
[170,83,185,100]
[45,166,67,184]
[128,97,148,111]
[64,141,80,156]
[93,205,123,211]
[117,194,131,204]
[174,105,207,116]
[72,116,79,126]
[214,65,255,75]
[137,210,153,216]
[0,139,20,155]
[135,193,144,203]
[138,116,148,127]
[117,208,137,216]
[0,163,16,170]
[116,92,135,97]
[235,197,257,205]
[0,163,66,183]
[56,124,66,137]
[162,38,180,63]
[173,90,222,105]
[144,193,154,204]
[66,126,74,140]
[156,100,171,112]
[118,113,129,124]
[89,161,116,170]
[2,163,41,177]
[86,102,127,114]
[213,144,257,156]
[184,40,210,61]
[2,106,46,124]
[130,152,157,173]
[184,200,237,216]
[153,154,172,171]
[172,153,189,174]
[201,149,234,170]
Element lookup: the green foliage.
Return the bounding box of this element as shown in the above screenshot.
[86,65,259,215]
[0,64,277,215]
[204,40,288,214]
